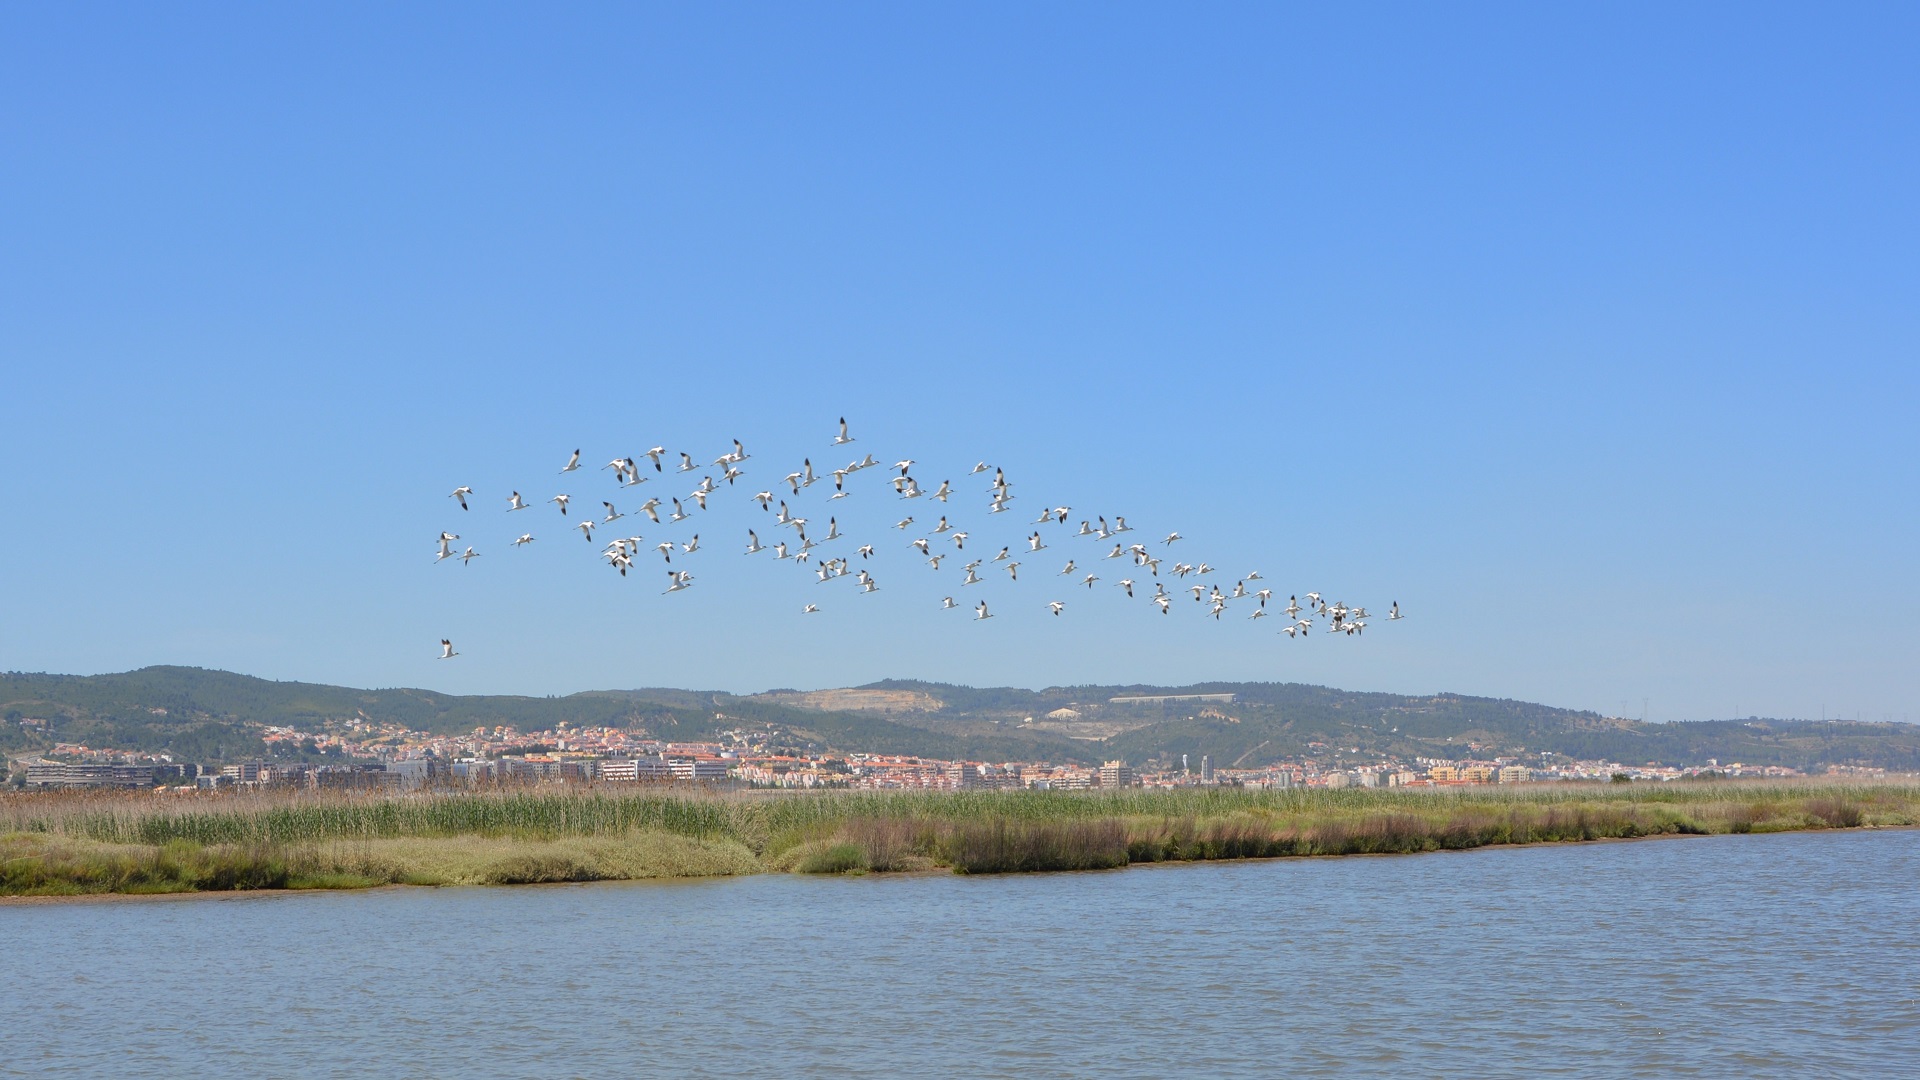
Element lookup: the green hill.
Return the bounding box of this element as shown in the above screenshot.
[0,667,1090,765]
[3,667,1917,771]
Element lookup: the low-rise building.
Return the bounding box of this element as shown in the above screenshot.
[24,762,155,788]
[668,756,730,782]
[601,756,673,782]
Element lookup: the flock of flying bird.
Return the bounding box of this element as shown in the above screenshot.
[430,417,1401,659]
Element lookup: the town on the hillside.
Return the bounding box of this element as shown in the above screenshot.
[10,709,1838,792]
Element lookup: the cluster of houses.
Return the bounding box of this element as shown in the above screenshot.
[13,743,1808,792]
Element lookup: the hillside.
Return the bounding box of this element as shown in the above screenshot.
[4,667,1918,771]
[847,679,1920,772]
[0,667,1089,765]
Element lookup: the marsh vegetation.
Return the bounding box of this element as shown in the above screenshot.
[3,780,1914,895]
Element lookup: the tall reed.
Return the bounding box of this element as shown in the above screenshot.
[3,779,1913,892]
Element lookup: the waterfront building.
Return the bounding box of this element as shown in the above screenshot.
[668,756,730,782]
[386,759,434,788]
[601,756,673,782]
[451,759,497,783]
[23,762,155,788]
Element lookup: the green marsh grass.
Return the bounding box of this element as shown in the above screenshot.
[2,779,1914,894]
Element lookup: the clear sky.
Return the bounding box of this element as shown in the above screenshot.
[2,3,1915,722]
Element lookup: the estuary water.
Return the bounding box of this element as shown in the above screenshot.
[5,829,1917,1078]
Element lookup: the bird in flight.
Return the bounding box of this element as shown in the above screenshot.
[438,639,458,659]
[427,413,1399,654]
[975,600,993,620]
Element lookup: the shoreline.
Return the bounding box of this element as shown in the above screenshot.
[7,824,1916,907]
[5,781,1916,901]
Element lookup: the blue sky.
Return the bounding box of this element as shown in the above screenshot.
[2,3,1915,722]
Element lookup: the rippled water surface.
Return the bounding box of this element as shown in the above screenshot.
[6,829,1918,1078]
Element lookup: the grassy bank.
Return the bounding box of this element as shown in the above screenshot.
[3,780,1915,896]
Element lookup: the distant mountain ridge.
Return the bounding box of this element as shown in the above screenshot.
[3,666,1916,771]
